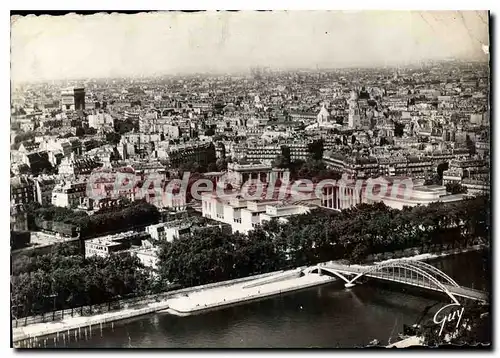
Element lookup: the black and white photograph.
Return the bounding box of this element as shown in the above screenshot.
[9,9,491,349]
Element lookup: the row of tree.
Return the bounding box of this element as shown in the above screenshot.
[25,201,161,239]
[157,196,490,288]
[156,228,286,288]
[177,157,231,176]
[11,131,36,150]
[272,156,342,182]
[11,244,150,318]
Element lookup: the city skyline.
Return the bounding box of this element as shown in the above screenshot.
[11,11,489,82]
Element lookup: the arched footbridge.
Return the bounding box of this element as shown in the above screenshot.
[304,260,488,305]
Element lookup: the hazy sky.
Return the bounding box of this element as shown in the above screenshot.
[11,11,489,82]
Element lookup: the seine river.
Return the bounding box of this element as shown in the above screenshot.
[45,251,489,348]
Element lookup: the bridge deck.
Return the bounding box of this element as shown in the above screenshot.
[320,263,488,302]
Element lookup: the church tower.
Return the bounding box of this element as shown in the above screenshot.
[348,90,360,129]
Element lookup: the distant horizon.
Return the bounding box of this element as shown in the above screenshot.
[11,11,489,83]
[11,58,490,87]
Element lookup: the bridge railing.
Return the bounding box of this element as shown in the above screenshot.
[460,286,489,294]
[313,261,489,300]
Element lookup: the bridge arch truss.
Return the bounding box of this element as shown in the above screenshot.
[307,260,461,304]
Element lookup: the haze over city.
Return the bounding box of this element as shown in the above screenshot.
[11,11,489,82]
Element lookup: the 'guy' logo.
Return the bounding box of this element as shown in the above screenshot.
[433,303,465,337]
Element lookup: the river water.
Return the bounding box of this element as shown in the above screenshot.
[44,251,489,348]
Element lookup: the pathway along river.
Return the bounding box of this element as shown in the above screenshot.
[45,250,490,348]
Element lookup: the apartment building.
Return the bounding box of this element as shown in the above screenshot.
[146,220,192,242]
[226,162,290,188]
[58,154,102,176]
[166,142,216,168]
[33,175,58,206]
[201,192,319,234]
[10,176,35,205]
[84,231,148,258]
[88,112,115,131]
[51,180,87,208]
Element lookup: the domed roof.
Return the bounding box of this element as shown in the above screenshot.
[318,105,330,118]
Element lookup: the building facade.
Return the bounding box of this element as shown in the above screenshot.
[166,142,216,168]
[11,176,35,205]
[226,163,290,188]
[51,180,88,208]
[34,175,58,206]
[84,231,148,258]
[88,112,115,131]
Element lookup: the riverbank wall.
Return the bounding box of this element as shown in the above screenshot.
[367,244,485,266]
[12,301,170,347]
[166,271,335,316]
[12,270,287,345]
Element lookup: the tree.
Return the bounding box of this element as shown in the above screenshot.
[394,122,405,137]
[272,154,290,169]
[307,140,324,161]
[106,132,122,145]
[13,131,35,145]
[13,196,490,317]
[11,248,152,317]
[446,183,468,195]
[75,127,85,137]
[207,162,218,172]
[466,135,477,155]
[437,162,449,180]
[216,158,229,171]
[204,128,215,136]
[425,174,442,186]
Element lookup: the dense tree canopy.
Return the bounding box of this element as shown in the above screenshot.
[204,128,215,136]
[115,118,139,134]
[157,196,490,288]
[11,244,150,318]
[26,201,161,238]
[307,139,324,161]
[446,182,468,194]
[13,131,36,145]
[286,159,342,182]
[105,131,122,145]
